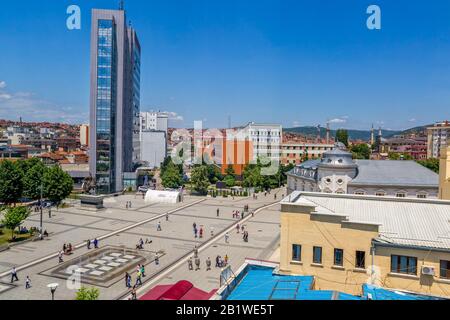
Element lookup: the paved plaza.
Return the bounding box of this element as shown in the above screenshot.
[0,190,284,300]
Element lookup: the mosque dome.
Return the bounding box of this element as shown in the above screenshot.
[318,143,357,168]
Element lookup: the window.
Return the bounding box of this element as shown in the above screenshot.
[334,249,344,266]
[313,246,322,264]
[375,191,386,197]
[417,193,427,199]
[396,192,406,198]
[440,260,450,279]
[354,191,365,195]
[391,255,417,275]
[292,244,302,262]
[355,251,366,269]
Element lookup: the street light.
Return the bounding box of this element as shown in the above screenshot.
[39,183,43,234]
[47,283,59,300]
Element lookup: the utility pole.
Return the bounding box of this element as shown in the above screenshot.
[39,183,43,233]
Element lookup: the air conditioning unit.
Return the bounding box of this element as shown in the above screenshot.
[421,266,435,276]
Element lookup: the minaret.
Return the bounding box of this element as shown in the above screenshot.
[119,0,125,10]
[370,124,375,145]
[326,122,330,144]
[317,125,321,143]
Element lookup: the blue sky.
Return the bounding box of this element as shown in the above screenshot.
[1,0,450,130]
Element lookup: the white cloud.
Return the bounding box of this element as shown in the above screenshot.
[0,84,87,123]
[292,121,301,127]
[165,111,184,122]
[408,118,416,122]
[329,117,347,124]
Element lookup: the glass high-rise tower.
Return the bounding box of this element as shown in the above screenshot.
[89,8,141,194]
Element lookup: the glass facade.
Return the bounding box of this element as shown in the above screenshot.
[95,19,117,194]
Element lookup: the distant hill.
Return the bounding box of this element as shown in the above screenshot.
[284,126,402,141]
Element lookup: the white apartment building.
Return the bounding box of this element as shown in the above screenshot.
[140,111,169,134]
[244,122,282,163]
[427,121,450,159]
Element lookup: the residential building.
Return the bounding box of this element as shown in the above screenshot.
[140,130,167,168]
[379,136,428,160]
[287,144,439,198]
[243,122,282,164]
[140,111,169,134]
[440,147,450,200]
[89,7,141,194]
[282,142,334,165]
[427,121,450,159]
[80,124,89,146]
[279,192,450,297]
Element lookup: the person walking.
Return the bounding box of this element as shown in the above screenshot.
[157,222,162,232]
[194,245,199,258]
[236,224,240,234]
[206,257,212,271]
[224,232,230,244]
[188,257,194,271]
[58,251,64,263]
[216,208,220,217]
[210,227,214,237]
[224,254,229,266]
[166,213,169,222]
[155,255,160,266]
[141,264,146,277]
[195,257,201,271]
[94,238,99,249]
[199,227,204,239]
[125,272,131,288]
[136,269,143,286]
[131,286,137,300]
[215,256,220,268]
[10,267,19,283]
[194,227,198,238]
[87,239,91,250]
[48,207,52,219]
[25,276,31,289]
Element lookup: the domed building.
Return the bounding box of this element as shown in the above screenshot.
[287,143,439,199]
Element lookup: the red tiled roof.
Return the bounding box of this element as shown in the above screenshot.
[139,281,217,301]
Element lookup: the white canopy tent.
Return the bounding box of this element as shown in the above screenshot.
[145,189,182,204]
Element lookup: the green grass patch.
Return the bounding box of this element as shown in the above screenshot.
[0,228,34,246]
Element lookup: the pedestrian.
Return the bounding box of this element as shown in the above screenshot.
[129,201,132,209]
[241,211,244,220]
[10,267,19,283]
[25,276,31,289]
[94,238,99,249]
[126,202,129,209]
[194,228,198,238]
[225,233,229,244]
[48,207,52,219]
[87,239,91,250]
[216,208,220,217]
[131,286,137,300]
[125,272,131,288]
[224,254,229,266]
[210,227,214,237]
[63,243,67,253]
[58,251,64,263]
[195,257,201,271]
[188,257,194,271]
[155,255,160,266]
[215,256,220,268]
[141,264,146,277]
[206,257,211,271]
[236,224,240,234]
[136,269,143,286]
[241,225,245,233]
[199,227,203,239]
[194,245,199,258]
[166,213,169,222]
[157,222,162,231]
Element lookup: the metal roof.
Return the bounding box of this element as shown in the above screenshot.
[350,160,438,187]
[283,192,450,251]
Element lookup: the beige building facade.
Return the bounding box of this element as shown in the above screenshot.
[279,192,450,298]
[440,146,450,200]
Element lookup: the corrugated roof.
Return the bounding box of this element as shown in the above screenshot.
[284,192,450,251]
[350,160,438,187]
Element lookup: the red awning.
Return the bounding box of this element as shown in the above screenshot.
[140,281,216,301]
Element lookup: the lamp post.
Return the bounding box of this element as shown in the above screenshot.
[39,183,43,233]
[47,283,59,300]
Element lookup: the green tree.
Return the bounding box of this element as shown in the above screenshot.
[388,152,413,161]
[0,160,24,206]
[75,287,100,300]
[23,160,47,200]
[242,165,262,188]
[350,144,371,159]
[191,165,210,195]
[161,162,183,189]
[1,206,30,240]
[335,129,349,147]
[417,158,440,174]
[42,165,73,207]
[223,165,237,188]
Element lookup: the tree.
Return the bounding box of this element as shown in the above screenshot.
[191,166,210,195]
[161,162,183,189]
[388,152,413,161]
[206,165,223,184]
[23,160,47,200]
[75,287,100,300]
[350,144,371,160]
[1,206,30,240]
[0,160,24,206]
[417,158,439,174]
[223,165,236,188]
[242,165,262,188]
[42,165,73,207]
[335,129,349,147]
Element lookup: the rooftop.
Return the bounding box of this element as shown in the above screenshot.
[282,192,450,251]
[350,160,438,187]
